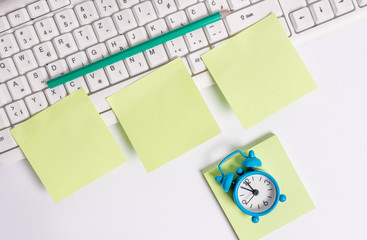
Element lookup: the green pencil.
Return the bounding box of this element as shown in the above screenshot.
[47,10,231,89]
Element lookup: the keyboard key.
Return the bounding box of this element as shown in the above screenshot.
[47,0,70,11]
[53,33,78,58]
[26,67,49,92]
[33,41,58,66]
[24,92,48,115]
[165,36,188,58]
[126,27,149,46]
[93,17,118,41]
[73,25,98,49]
[187,47,210,74]
[358,0,367,7]
[14,26,40,50]
[0,58,18,83]
[166,11,189,30]
[290,7,315,32]
[0,108,10,129]
[204,20,228,43]
[44,85,67,104]
[54,9,80,34]
[0,128,17,153]
[64,77,90,94]
[175,0,198,9]
[310,0,334,24]
[27,0,50,18]
[86,43,109,62]
[0,84,12,107]
[46,59,69,78]
[186,3,208,21]
[85,69,110,92]
[5,100,30,124]
[105,35,129,54]
[133,1,158,26]
[146,19,169,37]
[0,16,10,32]
[105,61,129,84]
[6,76,32,100]
[124,53,149,76]
[152,0,178,17]
[113,9,138,34]
[184,29,208,51]
[228,0,251,10]
[95,0,119,17]
[330,0,355,16]
[0,34,20,58]
[205,0,230,13]
[74,1,100,25]
[34,18,60,41]
[144,45,169,68]
[13,50,38,74]
[7,8,30,27]
[117,0,139,9]
[66,51,89,70]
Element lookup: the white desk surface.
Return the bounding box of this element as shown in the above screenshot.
[1,19,367,240]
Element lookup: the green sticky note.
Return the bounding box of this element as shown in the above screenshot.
[11,89,126,203]
[202,14,317,129]
[107,58,221,172]
[204,135,315,240]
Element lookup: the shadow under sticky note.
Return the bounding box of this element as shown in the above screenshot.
[203,135,315,240]
[202,14,317,129]
[11,89,127,203]
[107,58,221,172]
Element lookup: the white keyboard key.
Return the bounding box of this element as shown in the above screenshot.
[86,43,109,62]
[187,47,210,74]
[93,17,118,41]
[44,85,67,104]
[310,0,334,24]
[117,0,139,9]
[146,19,169,37]
[14,26,40,50]
[106,35,129,54]
[166,11,189,30]
[277,0,306,13]
[185,29,208,51]
[27,0,50,18]
[290,7,315,33]
[126,27,149,46]
[0,34,20,58]
[0,84,12,107]
[204,20,228,43]
[175,0,198,9]
[5,100,30,124]
[24,92,48,115]
[53,33,78,58]
[34,18,60,42]
[165,36,188,58]
[144,45,169,68]
[48,0,70,11]
[66,52,89,70]
[33,41,58,66]
[152,0,178,17]
[65,77,90,94]
[105,61,129,84]
[0,128,17,153]
[95,0,119,17]
[330,0,355,16]
[133,1,158,26]
[186,3,209,21]
[13,50,38,74]
[206,0,230,13]
[7,8,30,27]
[358,0,367,7]
[124,53,149,76]
[224,0,283,35]
[228,0,251,10]
[54,9,80,34]
[73,25,98,49]
[278,17,291,36]
[113,9,138,34]
[0,16,10,32]
[46,59,69,78]
[6,76,32,100]
[26,67,49,92]
[0,108,10,129]
[74,1,100,25]
[0,58,18,83]
[85,69,110,92]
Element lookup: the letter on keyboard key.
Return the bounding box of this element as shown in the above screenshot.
[186,3,209,21]
[93,17,118,42]
[33,41,58,66]
[25,92,49,115]
[124,53,149,76]
[44,85,67,104]
[206,0,230,13]
[48,0,70,11]
[152,0,178,17]
[34,18,60,42]
[0,84,12,107]
[0,128,17,153]
[113,9,138,34]
[95,0,119,17]
[166,11,189,30]
[14,26,40,50]
[0,34,20,58]
[53,33,78,58]
[85,69,110,92]
[0,58,18,83]
[144,45,169,68]
[290,7,315,32]
[27,67,49,92]
[204,20,228,43]
[184,29,209,51]
[330,0,355,16]
[64,77,90,94]
[46,59,69,78]
[165,36,188,59]
[66,52,89,70]
[146,19,169,37]
[73,25,98,49]
[106,35,129,54]
[6,76,32,101]
[0,16,10,32]
[5,100,30,124]
[133,2,158,26]
[0,108,10,129]
[105,62,129,84]
[55,9,80,34]
[126,27,149,46]
[27,0,50,18]
[7,8,30,27]
[74,1,100,25]
[187,47,210,74]
[86,43,109,62]
[13,50,38,74]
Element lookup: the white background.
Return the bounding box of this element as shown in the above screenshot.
[1,18,367,240]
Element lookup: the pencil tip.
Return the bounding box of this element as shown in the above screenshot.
[220,10,231,18]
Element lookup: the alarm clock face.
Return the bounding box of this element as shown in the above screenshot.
[236,174,277,213]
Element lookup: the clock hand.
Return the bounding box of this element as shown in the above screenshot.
[240,186,253,192]
[245,181,255,191]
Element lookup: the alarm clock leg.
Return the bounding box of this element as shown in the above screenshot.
[279,194,287,202]
[251,216,259,223]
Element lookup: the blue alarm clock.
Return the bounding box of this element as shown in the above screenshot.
[215,150,286,223]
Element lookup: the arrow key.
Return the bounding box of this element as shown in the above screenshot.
[290,7,315,33]
[310,0,335,24]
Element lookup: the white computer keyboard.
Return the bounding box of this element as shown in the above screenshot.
[0,0,367,165]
